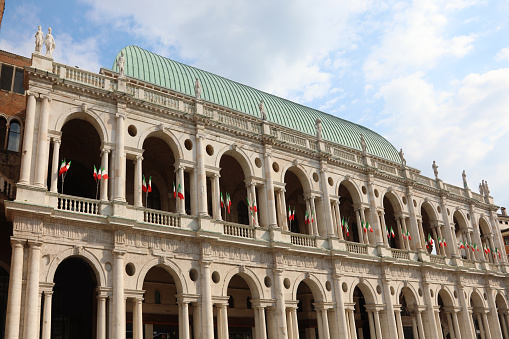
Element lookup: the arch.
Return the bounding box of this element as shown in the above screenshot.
[349,280,377,305]
[137,127,183,161]
[469,290,486,308]
[437,287,455,307]
[45,248,106,287]
[420,201,438,222]
[478,215,492,235]
[55,107,109,144]
[453,210,468,230]
[221,266,264,300]
[338,178,362,204]
[382,190,404,214]
[397,284,419,306]
[292,273,328,303]
[496,292,508,309]
[215,145,255,180]
[136,257,188,295]
[281,164,312,194]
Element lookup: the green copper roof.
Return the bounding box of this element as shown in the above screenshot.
[112,46,401,163]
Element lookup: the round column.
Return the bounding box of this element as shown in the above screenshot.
[41,290,53,339]
[97,295,107,339]
[50,137,61,193]
[200,261,214,339]
[112,251,126,339]
[273,269,288,339]
[19,93,37,184]
[113,113,126,202]
[134,155,143,207]
[34,95,51,187]
[100,149,110,201]
[23,241,42,339]
[195,134,208,216]
[263,148,277,227]
[4,239,24,339]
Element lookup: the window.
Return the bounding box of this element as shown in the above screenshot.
[7,121,20,152]
[0,64,24,94]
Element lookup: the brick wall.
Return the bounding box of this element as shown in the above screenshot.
[0,50,30,118]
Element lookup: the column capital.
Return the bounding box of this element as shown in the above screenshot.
[27,240,43,248]
[10,238,25,248]
[115,112,126,120]
[212,173,220,179]
[101,148,111,155]
[112,249,126,258]
[43,290,54,297]
[41,94,52,102]
[135,155,143,161]
[52,136,61,144]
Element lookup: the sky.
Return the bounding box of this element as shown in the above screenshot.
[1,0,509,210]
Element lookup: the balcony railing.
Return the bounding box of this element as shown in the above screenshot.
[391,248,411,260]
[143,208,181,227]
[57,194,100,215]
[290,233,316,247]
[346,242,368,255]
[430,254,446,265]
[223,223,255,239]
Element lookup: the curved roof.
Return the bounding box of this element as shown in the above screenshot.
[112,46,401,163]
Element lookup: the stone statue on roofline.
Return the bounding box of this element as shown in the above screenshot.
[116,52,125,78]
[35,26,44,54]
[315,118,322,139]
[194,77,202,99]
[399,148,406,167]
[484,180,490,196]
[259,99,267,120]
[360,133,367,155]
[432,161,439,180]
[462,170,468,189]
[45,27,56,57]
[479,182,484,196]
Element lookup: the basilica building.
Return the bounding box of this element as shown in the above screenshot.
[2,33,509,339]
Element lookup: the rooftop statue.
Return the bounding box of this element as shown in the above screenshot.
[116,52,125,78]
[432,161,439,180]
[35,26,44,54]
[485,180,490,196]
[259,99,267,120]
[479,182,484,196]
[399,148,406,167]
[194,77,202,100]
[360,134,367,155]
[45,27,56,57]
[315,118,322,139]
[462,170,468,189]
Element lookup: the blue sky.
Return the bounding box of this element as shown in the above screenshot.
[1,0,509,210]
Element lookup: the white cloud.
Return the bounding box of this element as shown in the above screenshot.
[495,47,509,62]
[363,1,477,83]
[377,69,509,205]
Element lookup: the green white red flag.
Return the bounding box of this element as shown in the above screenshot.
[59,159,71,176]
[177,184,184,200]
[220,192,224,207]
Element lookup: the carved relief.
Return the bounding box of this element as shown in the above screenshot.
[14,216,43,233]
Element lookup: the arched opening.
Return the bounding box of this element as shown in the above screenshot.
[141,266,180,338]
[219,153,248,225]
[0,266,8,339]
[421,203,436,255]
[295,281,320,339]
[470,291,488,339]
[135,136,176,212]
[59,119,102,198]
[399,287,421,338]
[453,211,469,259]
[383,194,404,249]
[226,274,256,339]
[437,290,455,339]
[479,218,494,263]
[338,182,360,243]
[495,293,509,338]
[353,286,371,339]
[6,121,21,152]
[284,169,308,234]
[51,257,98,339]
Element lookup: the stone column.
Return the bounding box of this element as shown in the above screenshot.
[318,308,331,339]
[401,217,411,250]
[456,283,474,339]
[316,307,324,339]
[217,304,229,339]
[254,305,267,339]
[381,278,397,338]
[266,307,277,339]
[97,295,107,339]
[263,147,278,227]
[285,308,293,339]
[436,226,447,256]
[310,197,319,235]
[249,182,259,226]
[4,239,24,339]
[332,273,348,339]
[435,311,445,339]
[411,317,418,339]
[23,241,42,339]
[486,289,503,339]
[360,208,369,244]
[366,180,382,246]
[276,190,283,228]
[34,95,51,187]
[193,302,202,339]
[178,301,190,339]
[395,309,404,339]
[334,202,342,239]
[176,166,185,214]
[100,149,110,201]
[482,312,492,338]
[305,197,312,235]
[211,173,221,220]
[328,309,338,339]
[281,189,289,231]
[291,308,299,339]
[379,211,388,246]
[19,92,37,184]
[417,219,426,250]
[440,197,459,258]
[134,155,143,207]
[114,112,126,202]
[200,261,214,339]
[50,137,61,193]
[355,209,363,244]
[273,269,288,339]
[319,163,335,237]
[195,133,208,216]
[367,311,376,339]
[452,310,462,339]
[431,227,440,255]
[396,218,405,249]
[374,310,383,339]
[258,183,269,227]
[476,313,486,339]
[347,309,357,339]
[446,312,456,338]
[500,312,509,339]
[422,282,439,336]
[41,290,53,339]
[112,251,126,339]
[416,311,425,339]
[406,190,422,251]
[133,297,144,339]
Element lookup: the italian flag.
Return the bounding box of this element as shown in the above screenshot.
[177,184,184,200]
[345,221,349,237]
[93,166,106,180]
[439,237,443,248]
[427,233,433,245]
[226,193,231,213]
[342,217,345,230]
[305,210,309,224]
[94,166,99,180]
[142,175,147,192]
[173,182,177,198]
[367,222,373,233]
[59,159,71,177]
[220,192,224,208]
[402,230,406,240]
[387,227,390,238]
[407,229,411,241]
[101,168,108,180]
[289,206,295,221]
[362,221,367,233]
[142,176,152,193]
[459,240,465,250]
[310,210,314,223]
[391,227,395,238]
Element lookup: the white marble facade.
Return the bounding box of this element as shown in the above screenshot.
[3,52,509,339]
